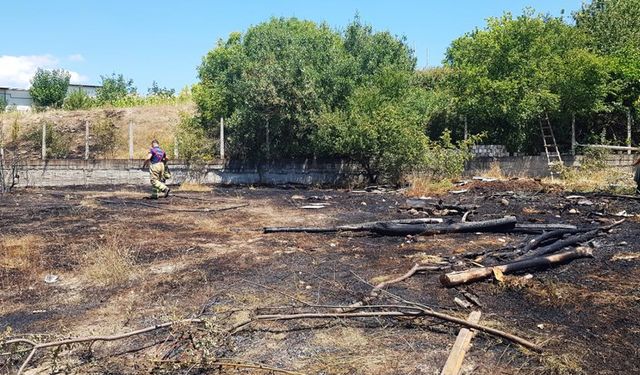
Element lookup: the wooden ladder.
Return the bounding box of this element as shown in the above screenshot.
[540,114,563,169]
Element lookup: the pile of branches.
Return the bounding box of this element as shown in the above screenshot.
[440,219,625,286]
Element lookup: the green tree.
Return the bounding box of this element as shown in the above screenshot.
[444,10,602,152]
[195,17,418,161]
[63,89,95,110]
[29,68,71,109]
[147,81,175,97]
[575,0,640,131]
[316,69,432,183]
[96,73,136,104]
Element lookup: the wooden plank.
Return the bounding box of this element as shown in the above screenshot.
[440,311,482,375]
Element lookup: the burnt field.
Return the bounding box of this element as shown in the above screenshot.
[1,180,639,374]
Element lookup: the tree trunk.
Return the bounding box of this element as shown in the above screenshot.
[627,106,633,155]
[571,112,576,155]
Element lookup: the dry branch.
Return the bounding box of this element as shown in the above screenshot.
[3,318,204,375]
[344,263,443,310]
[440,247,593,287]
[98,198,248,213]
[230,308,541,351]
[405,198,478,212]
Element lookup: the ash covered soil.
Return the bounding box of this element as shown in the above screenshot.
[0,181,639,374]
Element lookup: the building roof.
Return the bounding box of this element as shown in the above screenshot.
[1,83,102,91]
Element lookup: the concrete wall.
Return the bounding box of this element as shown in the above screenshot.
[465,154,637,177]
[3,154,636,188]
[11,159,364,188]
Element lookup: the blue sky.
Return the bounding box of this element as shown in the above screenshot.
[1,0,583,92]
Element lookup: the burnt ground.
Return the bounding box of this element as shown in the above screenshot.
[0,180,639,374]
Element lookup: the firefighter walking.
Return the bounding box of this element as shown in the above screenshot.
[143,139,171,198]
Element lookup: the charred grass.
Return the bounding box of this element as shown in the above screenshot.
[1,183,639,374]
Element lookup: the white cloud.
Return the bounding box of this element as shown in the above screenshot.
[68,54,85,62]
[0,54,87,89]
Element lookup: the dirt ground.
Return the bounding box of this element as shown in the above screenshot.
[1,180,639,374]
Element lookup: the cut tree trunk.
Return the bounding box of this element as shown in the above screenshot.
[440,247,593,287]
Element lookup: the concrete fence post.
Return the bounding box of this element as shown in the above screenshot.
[220,117,225,160]
[128,121,134,160]
[174,136,179,159]
[41,122,46,160]
[85,120,90,160]
[0,120,4,162]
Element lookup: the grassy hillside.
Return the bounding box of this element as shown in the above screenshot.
[0,102,195,159]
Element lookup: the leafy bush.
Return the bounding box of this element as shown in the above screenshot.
[0,97,7,112]
[315,69,434,184]
[27,123,72,158]
[579,146,610,171]
[148,81,175,98]
[63,90,96,110]
[174,114,215,162]
[423,130,483,180]
[92,117,120,157]
[96,74,137,104]
[29,68,71,109]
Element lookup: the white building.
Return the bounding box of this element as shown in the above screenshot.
[0,84,101,111]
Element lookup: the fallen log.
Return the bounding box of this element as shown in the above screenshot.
[263,218,443,234]
[511,223,578,234]
[440,247,593,287]
[370,216,517,236]
[517,219,623,260]
[440,311,482,375]
[522,228,580,252]
[516,230,598,260]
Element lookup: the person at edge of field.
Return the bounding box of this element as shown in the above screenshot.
[142,139,171,199]
[633,156,640,195]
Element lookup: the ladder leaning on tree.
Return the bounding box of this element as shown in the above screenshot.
[540,113,563,171]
